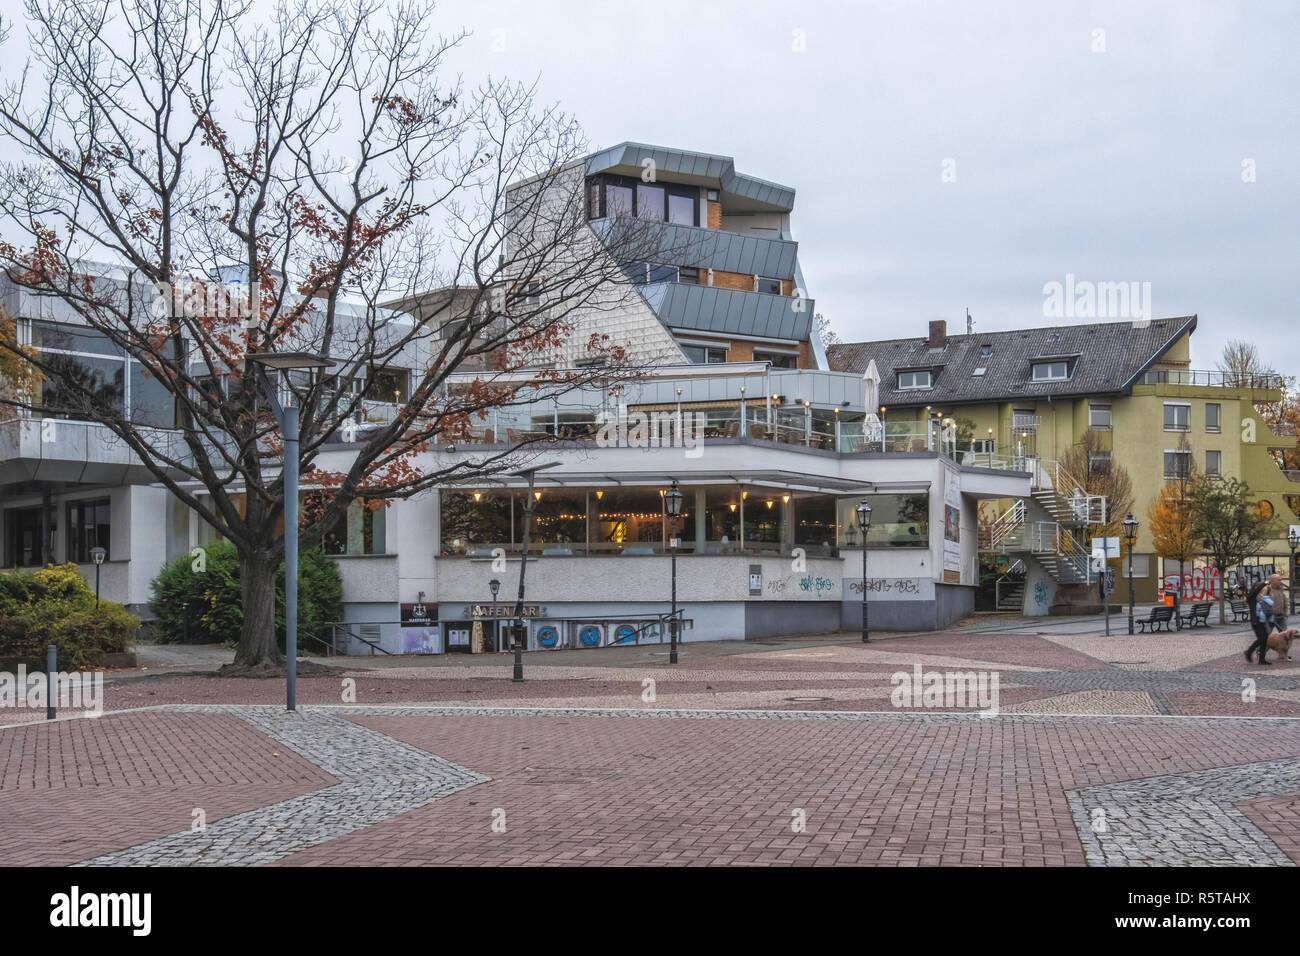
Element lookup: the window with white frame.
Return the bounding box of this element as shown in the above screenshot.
[898,369,932,390]
[754,276,782,295]
[1089,404,1112,429]
[1031,360,1070,381]
[1163,402,1190,431]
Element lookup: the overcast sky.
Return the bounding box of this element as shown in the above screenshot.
[431,0,1300,371]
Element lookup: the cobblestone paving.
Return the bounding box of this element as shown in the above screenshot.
[75,707,486,866]
[35,703,1300,867]
[1068,759,1300,866]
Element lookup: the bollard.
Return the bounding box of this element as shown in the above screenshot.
[183,600,190,644]
[46,644,56,721]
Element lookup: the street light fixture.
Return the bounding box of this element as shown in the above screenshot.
[248,350,337,712]
[89,546,106,610]
[489,578,501,652]
[1123,513,1139,635]
[664,480,684,665]
[856,499,873,643]
[1289,527,1300,616]
[506,461,561,682]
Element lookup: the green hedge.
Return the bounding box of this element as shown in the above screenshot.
[148,539,343,649]
[0,564,139,670]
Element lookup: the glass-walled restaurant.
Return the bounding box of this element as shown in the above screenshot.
[439,487,931,556]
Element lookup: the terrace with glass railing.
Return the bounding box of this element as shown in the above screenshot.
[403,364,962,458]
[1137,368,1286,389]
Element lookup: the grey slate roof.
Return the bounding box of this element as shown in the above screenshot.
[826,316,1198,407]
[642,282,813,341]
[589,219,799,279]
[585,142,795,212]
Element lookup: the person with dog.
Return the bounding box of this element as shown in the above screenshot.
[1266,573,1289,632]
[1245,578,1275,665]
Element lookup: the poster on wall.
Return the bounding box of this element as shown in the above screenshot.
[942,463,962,582]
[400,602,441,654]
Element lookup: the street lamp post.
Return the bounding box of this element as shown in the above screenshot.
[89,546,106,610]
[248,351,336,712]
[664,480,684,664]
[507,462,559,682]
[856,499,872,643]
[488,578,501,652]
[1123,513,1139,635]
[1289,528,1299,616]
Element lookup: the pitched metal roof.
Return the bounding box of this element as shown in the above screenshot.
[585,142,795,212]
[827,316,1198,406]
[642,281,814,341]
[589,219,798,279]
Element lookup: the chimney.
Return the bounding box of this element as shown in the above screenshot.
[928,319,947,348]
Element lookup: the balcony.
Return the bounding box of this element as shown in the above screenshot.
[0,417,185,485]
[1138,369,1285,389]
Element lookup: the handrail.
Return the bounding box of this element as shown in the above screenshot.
[328,622,393,655]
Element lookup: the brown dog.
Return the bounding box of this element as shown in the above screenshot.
[1266,628,1300,662]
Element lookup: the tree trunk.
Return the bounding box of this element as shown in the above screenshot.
[230,548,284,673]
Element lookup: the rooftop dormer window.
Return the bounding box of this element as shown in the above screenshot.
[1031,360,1071,382]
[897,369,933,390]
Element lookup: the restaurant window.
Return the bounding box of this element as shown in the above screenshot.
[794,496,838,548]
[302,495,388,556]
[439,492,512,555]
[67,497,111,563]
[837,494,929,548]
[365,367,409,404]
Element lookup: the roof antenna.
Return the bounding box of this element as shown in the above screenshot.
[966,307,973,336]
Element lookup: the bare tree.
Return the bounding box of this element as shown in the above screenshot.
[1057,429,1133,540]
[0,0,665,673]
[1217,338,1274,387]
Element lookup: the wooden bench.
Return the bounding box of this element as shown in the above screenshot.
[1179,601,1212,628]
[1229,600,1251,623]
[1137,606,1175,633]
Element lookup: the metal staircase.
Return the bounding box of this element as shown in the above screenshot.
[980,457,1107,597]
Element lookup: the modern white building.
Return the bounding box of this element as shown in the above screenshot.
[0,143,1036,651]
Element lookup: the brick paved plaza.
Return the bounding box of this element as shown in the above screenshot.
[7,618,1300,867]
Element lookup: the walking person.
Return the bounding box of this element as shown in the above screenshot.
[1266,572,1289,633]
[1244,578,1274,665]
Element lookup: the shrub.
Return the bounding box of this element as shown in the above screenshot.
[0,564,139,669]
[148,541,343,650]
